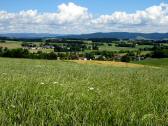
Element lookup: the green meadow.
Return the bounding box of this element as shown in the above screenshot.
[0,58,168,125]
[134,58,168,68]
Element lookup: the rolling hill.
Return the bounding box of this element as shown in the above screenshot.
[0,32,168,40]
[63,32,168,40]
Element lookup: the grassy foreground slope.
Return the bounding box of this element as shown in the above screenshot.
[0,58,168,125]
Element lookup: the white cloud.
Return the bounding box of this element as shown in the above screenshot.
[91,3,168,33]
[0,2,168,33]
[56,2,91,24]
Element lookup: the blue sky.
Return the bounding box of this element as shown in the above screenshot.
[0,1,168,33]
[0,0,166,14]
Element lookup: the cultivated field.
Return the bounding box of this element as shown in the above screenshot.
[0,58,168,125]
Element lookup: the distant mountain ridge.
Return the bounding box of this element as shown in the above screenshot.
[63,32,168,40]
[0,32,168,40]
[0,33,64,39]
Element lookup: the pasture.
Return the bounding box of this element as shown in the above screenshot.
[0,58,168,125]
[0,41,22,49]
[134,58,168,68]
[99,43,153,52]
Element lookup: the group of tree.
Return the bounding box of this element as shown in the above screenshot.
[85,51,115,60]
[116,42,136,48]
[0,47,92,60]
[0,37,43,42]
[89,38,120,43]
[21,42,37,47]
[45,39,84,44]
[0,47,57,60]
[151,44,168,58]
[0,40,6,43]
[53,44,88,52]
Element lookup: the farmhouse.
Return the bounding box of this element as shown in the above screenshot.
[42,45,55,49]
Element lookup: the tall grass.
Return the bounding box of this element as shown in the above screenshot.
[0,58,168,125]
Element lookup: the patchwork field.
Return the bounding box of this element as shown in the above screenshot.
[0,58,168,125]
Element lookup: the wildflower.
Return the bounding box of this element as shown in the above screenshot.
[40,82,45,85]
[88,87,94,91]
[2,73,7,75]
[36,65,42,68]
[142,114,154,121]
[11,104,16,108]
[53,82,58,84]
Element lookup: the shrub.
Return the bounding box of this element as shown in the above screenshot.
[121,55,131,62]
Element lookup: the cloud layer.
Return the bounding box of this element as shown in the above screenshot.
[0,2,168,33]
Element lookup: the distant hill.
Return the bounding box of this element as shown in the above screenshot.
[63,32,168,40]
[0,32,168,40]
[0,33,63,39]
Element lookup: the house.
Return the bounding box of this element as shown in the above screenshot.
[31,47,36,50]
[78,57,87,60]
[43,45,55,49]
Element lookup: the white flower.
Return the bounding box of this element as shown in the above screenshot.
[142,114,154,121]
[36,65,42,68]
[53,82,58,84]
[2,73,7,75]
[40,82,45,85]
[88,87,94,91]
[11,104,16,108]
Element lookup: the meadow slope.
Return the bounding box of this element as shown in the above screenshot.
[0,58,168,125]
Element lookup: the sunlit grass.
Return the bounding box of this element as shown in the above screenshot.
[0,41,22,49]
[0,58,168,125]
